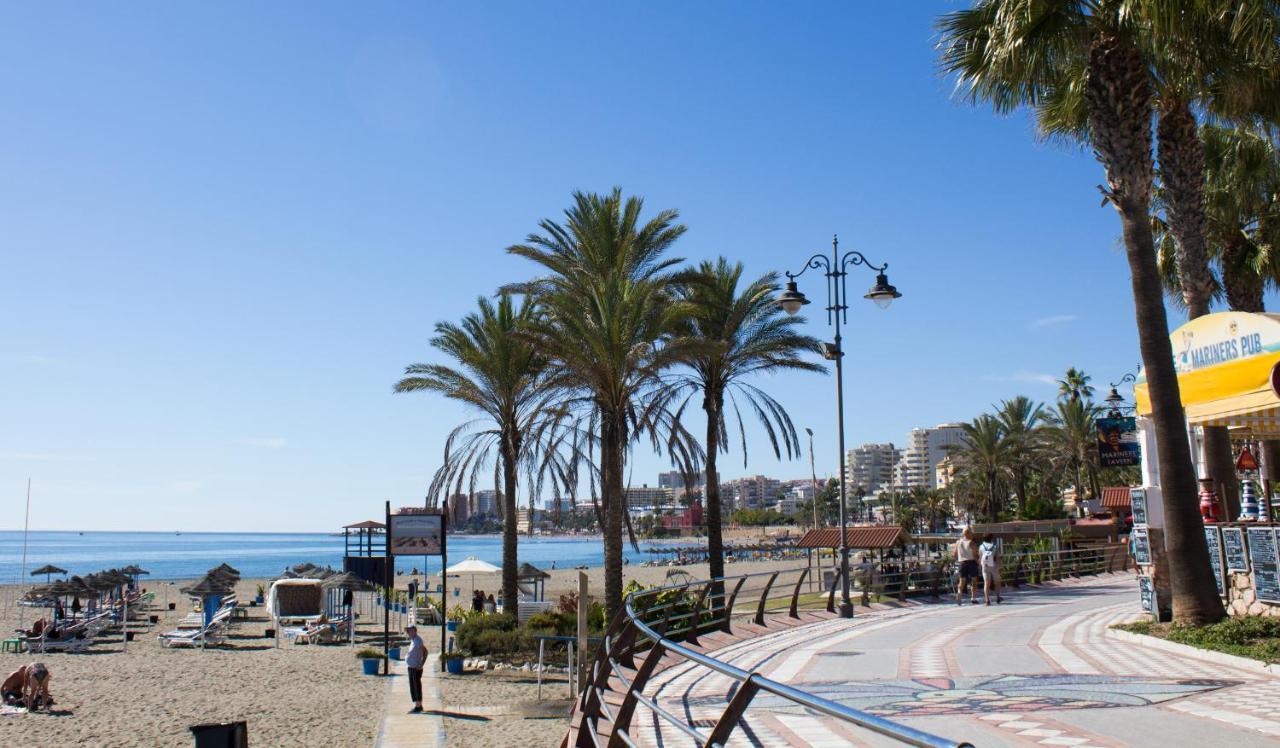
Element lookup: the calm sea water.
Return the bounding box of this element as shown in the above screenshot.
[0,531,660,582]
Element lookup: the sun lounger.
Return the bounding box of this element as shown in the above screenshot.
[158,608,234,648]
[25,630,91,654]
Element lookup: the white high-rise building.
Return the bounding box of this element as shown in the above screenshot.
[721,475,782,511]
[893,424,967,491]
[844,443,900,495]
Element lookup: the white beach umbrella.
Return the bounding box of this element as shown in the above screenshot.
[440,556,500,594]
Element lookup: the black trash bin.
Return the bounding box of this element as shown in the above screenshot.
[189,721,248,748]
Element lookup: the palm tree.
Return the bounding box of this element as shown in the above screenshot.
[508,188,699,621]
[394,294,565,611]
[671,258,823,587]
[917,489,952,533]
[1044,397,1103,517]
[997,396,1045,517]
[952,415,1012,522]
[938,1,1230,622]
[1056,368,1094,404]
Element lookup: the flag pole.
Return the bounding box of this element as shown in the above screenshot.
[19,478,32,631]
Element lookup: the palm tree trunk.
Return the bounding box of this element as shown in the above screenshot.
[501,437,519,616]
[601,411,626,623]
[1087,32,1224,624]
[1159,100,1239,526]
[704,395,726,586]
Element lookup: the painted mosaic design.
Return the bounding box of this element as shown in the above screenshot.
[687,674,1238,717]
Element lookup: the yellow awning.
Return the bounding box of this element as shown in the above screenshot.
[1134,311,1280,431]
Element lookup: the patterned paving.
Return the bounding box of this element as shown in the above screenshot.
[634,574,1280,747]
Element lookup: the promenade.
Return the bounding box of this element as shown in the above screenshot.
[637,574,1280,747]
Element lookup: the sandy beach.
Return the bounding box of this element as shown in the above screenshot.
[0,577,384,747]
[0,544,818,747]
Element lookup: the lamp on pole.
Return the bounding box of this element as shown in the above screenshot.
[777,235,900,618]
[806,428,818,530]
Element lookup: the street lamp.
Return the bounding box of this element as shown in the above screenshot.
[1106,371,1137,418]
[778,235,900,618]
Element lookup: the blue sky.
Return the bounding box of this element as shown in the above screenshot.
[3,2,1267,532]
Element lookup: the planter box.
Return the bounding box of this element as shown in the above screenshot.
[388,647,401,661]
[446,657,464,675]
[361,658,380,676]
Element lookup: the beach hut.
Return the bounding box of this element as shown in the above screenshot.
[517,563,551,602]
[268,578,326,647]
[30,564,67,584]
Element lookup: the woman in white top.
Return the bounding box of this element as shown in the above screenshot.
[955,527,979,605]
[979,533,1002,605]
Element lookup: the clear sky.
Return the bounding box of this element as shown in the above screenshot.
[3,2,1269,532]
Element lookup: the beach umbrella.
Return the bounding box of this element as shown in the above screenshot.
[211,562,240,578]
[180,574,234,598]
[441,556,501,593]
[30,564,67,584]
[321,571,374,592]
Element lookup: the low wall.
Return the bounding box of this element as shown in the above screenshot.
[1227,571,1280,617]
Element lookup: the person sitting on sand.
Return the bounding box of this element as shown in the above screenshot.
[2,662,53,711]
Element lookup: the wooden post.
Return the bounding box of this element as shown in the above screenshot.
[576,571,588,695]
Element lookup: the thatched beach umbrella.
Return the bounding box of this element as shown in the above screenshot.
[30,564,67,584]
[321,571,374,592]
[210,562,240,578]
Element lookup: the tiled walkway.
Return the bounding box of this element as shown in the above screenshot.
[376,655,446,748]
[635,574,1280,747]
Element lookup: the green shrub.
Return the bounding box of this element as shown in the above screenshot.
[587,601,606,631]
[455,612,517,655]
[462,627,531,658]
[526,610,576,636]
[355,647,385,660]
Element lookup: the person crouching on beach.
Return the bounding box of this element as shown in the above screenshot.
[405,626,426,714]
[955,527,979,605]
[2,662,53,711]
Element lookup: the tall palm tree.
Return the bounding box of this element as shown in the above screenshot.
[1044,397,1103,517]
[1056,368,1094,404]
[997,395,1045,516]
[394,294,565,611]
[671,258,823,587]
[939,1,1227,623]
[508,188,699,621]
[952,415,1012,522]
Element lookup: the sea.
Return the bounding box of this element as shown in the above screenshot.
[0,531,663,583]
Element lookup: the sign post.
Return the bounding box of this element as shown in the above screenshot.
[388,506,446,671]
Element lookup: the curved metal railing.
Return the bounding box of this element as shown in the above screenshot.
[563,543,1129,748]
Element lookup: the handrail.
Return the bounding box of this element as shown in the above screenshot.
[562,543,1127,748]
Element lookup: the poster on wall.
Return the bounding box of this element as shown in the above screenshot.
[1223,527,1248,573]
[1204,526,1226,596]
[1132,528,1152,566]
[1096,417,1140,467]
[1138,575,1155,613]
[1247,527,1280,604]
[389,513,444,556]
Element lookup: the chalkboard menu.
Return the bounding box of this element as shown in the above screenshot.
[1132,528,1152,565]
[1247,527,1280,604]
[1138,575,1155,613]
[1131,488,1148,526]
[1223,527,1248,573]
[1204,526,1225,596]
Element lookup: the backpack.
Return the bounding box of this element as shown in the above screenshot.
[980,542,996,566]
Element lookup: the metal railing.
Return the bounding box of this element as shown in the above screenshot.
[562,542,1129,748]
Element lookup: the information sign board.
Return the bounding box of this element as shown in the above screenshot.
[1204,525,1225,596]
[1131,488,1148,527]
[1223,527,1248,573]
[389,513,444,556]
[1132,527,1151,566]
[1138,575,1155,613]
[1247,527,1280,604]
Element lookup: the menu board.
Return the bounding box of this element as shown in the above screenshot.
[1204,526,1225,596]
[1223,527,1248,573]
[1246,527,1280,604]
[1138,575,1155,613]
[1132,528,1152,565]
[1131,488,1148,526]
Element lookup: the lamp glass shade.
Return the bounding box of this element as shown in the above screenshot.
[777,280,810,316]
[865,272,900,310]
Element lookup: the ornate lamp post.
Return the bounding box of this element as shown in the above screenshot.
[777,235,900,618]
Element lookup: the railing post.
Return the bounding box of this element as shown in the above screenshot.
[704,676,761,747]
[685,581,716,645]
[788,568,810,618]
[720,576,746,634]
[606,641,667,748]
[754,572,779,626]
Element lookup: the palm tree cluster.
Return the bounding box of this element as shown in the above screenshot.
[396,189,821,620]
[945,371,1139,525]
[937,0,1280,624]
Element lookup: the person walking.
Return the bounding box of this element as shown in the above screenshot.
[980,533,1002,605]
[955,527,979,605]
[405,625,426,713]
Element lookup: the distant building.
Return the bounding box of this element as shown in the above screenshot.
[447,494,470,526]
[624,484,674,512]
[475,489,500,516]
[722,475,782,512]
[894,424,966,491]
[844,443,900,495]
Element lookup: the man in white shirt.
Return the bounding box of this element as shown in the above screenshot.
[405,625,426,713]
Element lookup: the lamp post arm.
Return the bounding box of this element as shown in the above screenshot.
[785,253,836,324]
[839,250,889,275]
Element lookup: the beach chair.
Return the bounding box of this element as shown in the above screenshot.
[159,608,233,648]
[26,629,91,654]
